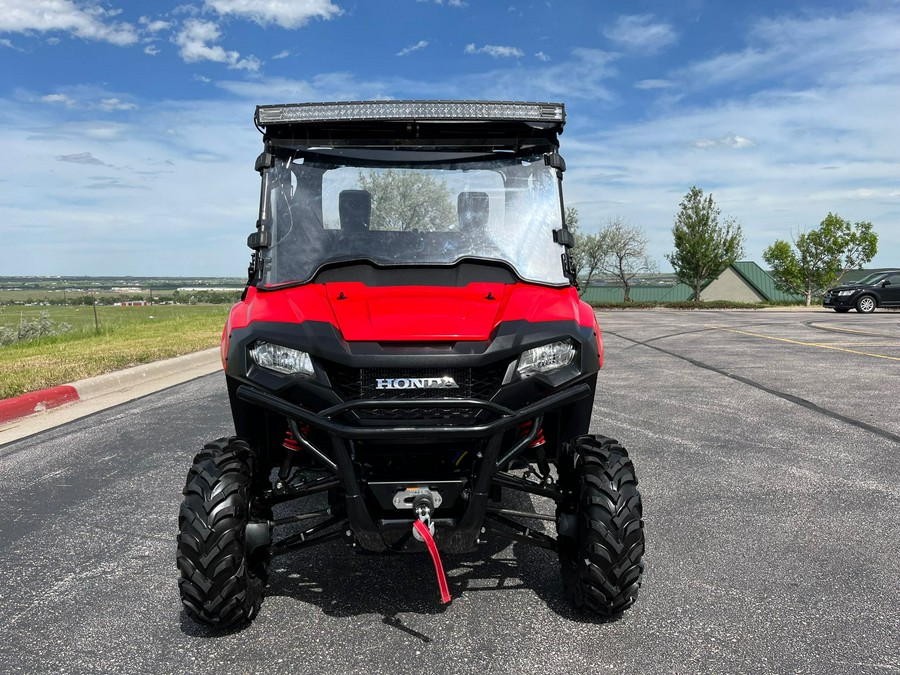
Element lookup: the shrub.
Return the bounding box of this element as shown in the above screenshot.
[0,312,72,346]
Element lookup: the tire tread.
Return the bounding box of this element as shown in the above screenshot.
[176,437,266,628]
[557,434,645,616]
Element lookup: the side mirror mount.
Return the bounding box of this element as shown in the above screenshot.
[553,228,575,248]
[255,152,275,173]
[247,231,272,249]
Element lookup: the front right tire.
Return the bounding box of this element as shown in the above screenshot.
[177,437,268,628]
[556,435,644,616]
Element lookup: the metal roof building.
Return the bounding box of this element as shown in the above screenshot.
[581,261,804,304]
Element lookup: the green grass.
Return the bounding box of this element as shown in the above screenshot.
[0,303,224,332]
[0,305,228,399]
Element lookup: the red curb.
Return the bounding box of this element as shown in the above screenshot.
[0,385,80,424]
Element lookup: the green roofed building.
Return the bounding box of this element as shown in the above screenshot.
[580,282,693,304]
[700,261,803,303]
[581,261,804,304]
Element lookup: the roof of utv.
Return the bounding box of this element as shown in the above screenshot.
[254,100,565,154]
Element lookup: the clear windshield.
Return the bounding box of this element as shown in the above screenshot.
[852,272,884,286]
[257,153,568,286]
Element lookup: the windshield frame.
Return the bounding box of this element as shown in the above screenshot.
[252,146,572,289]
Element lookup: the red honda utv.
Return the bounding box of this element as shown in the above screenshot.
[177,100,644,627]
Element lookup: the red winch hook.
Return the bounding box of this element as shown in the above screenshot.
[411,493,451,604]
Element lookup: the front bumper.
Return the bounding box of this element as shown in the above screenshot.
[822,293,855,308]
[237,382,591,552]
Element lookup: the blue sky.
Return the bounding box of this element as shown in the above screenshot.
[1,0,898,277]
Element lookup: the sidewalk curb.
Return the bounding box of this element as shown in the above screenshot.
[0,386,81,424]
[0,348,221,425]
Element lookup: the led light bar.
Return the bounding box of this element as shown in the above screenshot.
[255,100,565,126]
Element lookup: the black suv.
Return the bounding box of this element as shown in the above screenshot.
[823,270,900,313]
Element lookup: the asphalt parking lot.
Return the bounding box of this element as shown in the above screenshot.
[0,309,898,674]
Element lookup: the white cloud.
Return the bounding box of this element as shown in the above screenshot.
[534,51,550,62]
[604,14,677,55]
[204,0,342,29]
[173,19,261,71]
[1,38,26,51]
[57,152,108,166]
[4,7,899,274]
[635,79,672,90]
[690,135,754,150]
[464,43,524,58]
[99,98,137,112]
[144,44,161,56]
[0,96,261,275]
[0,0,139,46]
[218,48,619,113]
[562,73,900,267]
[679,11,900,90]
[41,93,77,107]
[139,17,172,33]
[272,50,291,59]
[397,40,428,57]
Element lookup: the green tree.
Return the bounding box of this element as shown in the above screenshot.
[567,207,609,296]
[666,186,745,300]
[597,217,657,302]
[763,213,878,306]
[358,170,456,231]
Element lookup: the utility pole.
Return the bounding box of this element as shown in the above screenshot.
[91,290,100,333]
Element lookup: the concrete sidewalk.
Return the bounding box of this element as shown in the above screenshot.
[0,348,221,446]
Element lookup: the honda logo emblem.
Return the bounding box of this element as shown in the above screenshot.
[375,376,459,390]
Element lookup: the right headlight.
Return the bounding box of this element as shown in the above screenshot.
[837,290,855,296]
[249,341,315,376]
[516,340,577,379]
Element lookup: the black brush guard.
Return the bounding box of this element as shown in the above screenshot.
[236,382,591,555]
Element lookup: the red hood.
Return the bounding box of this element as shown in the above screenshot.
[228,282,592,343]
[325,282,508,341]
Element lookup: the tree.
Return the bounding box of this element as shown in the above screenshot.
[666,186,745,300]
[763,213,878,306]
[358,169,456,231]
[597,218,657,302]
[566,207,609,296]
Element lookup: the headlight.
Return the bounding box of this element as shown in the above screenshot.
[837,290,855,296]
[249,341,314,376]
[517,340,577,378]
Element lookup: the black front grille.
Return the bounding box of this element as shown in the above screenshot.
[326,363,507,421]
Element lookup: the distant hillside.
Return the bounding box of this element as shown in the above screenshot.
[0,276,246,293]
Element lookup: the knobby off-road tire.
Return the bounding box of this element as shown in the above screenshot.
[177,437,268,628]
[556,435,644,616]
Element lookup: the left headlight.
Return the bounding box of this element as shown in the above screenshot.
[249,341,315,376]
[837,290,855,296]
[517,340,577,378]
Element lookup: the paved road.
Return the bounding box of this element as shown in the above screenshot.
[1,310,898,674]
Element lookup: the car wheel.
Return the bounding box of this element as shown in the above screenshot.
[855,295,876,313]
